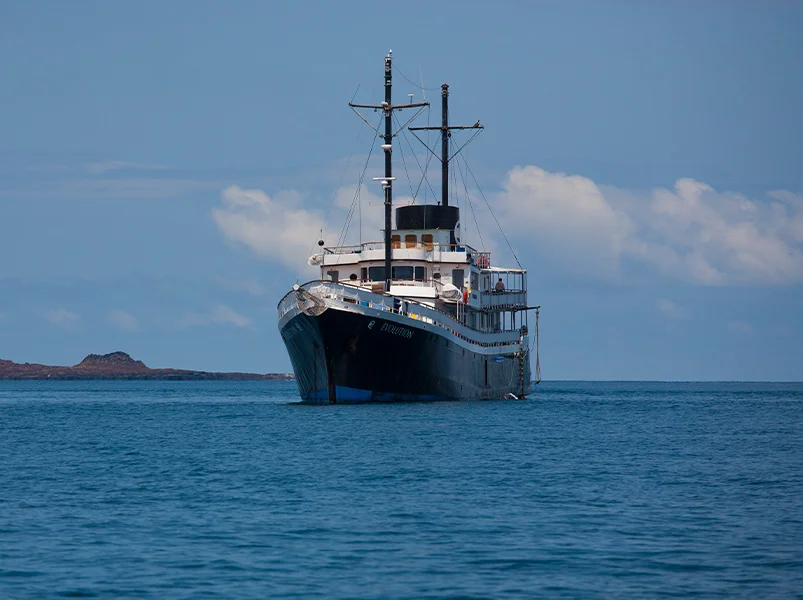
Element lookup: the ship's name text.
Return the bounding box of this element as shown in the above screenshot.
[380,322,414,339]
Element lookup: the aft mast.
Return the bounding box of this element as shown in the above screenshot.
[410,83,483,207]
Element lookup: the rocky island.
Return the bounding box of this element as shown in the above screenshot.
[0,351,294,381]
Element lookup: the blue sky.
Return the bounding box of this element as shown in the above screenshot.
[1,1,801,380]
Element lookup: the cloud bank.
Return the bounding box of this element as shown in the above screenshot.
[211,184,388,272]
[495,166,803,285]
[212,168,803,286]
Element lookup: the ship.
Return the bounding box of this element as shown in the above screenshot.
[277,51,540,403]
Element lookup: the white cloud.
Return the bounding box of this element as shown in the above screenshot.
[179,305,252,329]
[211,184,392,273]
[213,168,803,286]
[212,186,326,271]
[728,320,753,334]
[655,299,689,320]
[495,166,633,278]
[107,309,139,332]
[44,308,81,331]
[496,167,803,285]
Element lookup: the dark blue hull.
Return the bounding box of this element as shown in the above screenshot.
[279,307,530,403]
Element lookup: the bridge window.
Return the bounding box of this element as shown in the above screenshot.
[368,266,385,281]
[391,235,401,249]
[452,269,464,288]
[391,266,414,279]
[405,234,417,248]
[361,267,368,281]
[414,266,426,281]
[422,234,434,251]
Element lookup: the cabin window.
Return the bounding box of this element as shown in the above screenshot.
[391,235,401,249]
[326,270,339,282]
[471,272,479,291]
[422,234,434,251]
[368,266,386,281]
[452,269,465,288]
[391,266,414,280]
[361,267,368,281]
[414,266,426,281]
[405,234,417,248]
[349,273,357,281]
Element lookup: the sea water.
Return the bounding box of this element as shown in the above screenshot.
[1,380,801,599]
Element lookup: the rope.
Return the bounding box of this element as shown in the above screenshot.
[399,123,438,204]
[304,114,367,270]
[463,158,523,269]
[393,63,442,91]
[455,153,486,252]
[336,114,382,247]
[393,114,417,201]
[535,307,541,384]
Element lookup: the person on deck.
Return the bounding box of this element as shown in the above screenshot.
[495,277,505,292]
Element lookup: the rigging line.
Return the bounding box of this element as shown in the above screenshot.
[337,114,382,248]
[392,114,417,202]
[304,111,368,268]
[350,106,383,136]
[449,128,484,162]
[423,86,431,205]
[392,106,428,136]
[399,124,438,203]
[419,65,427,102]
[451,137,459,210]
[456,152,486,252]
[463,156,523,269]
[393,62,442,91]
[409,129,442,162]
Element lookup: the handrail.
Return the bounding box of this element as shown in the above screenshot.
[321,241,479,255]
[278,280,526,346]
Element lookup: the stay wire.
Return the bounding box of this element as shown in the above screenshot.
[463,156,522,269]
[392,113,417,202]
[399,122,438,203]
[455,151,486,252]
[337,114,382,247]
[393,62,442,92]
[304,110,367,269]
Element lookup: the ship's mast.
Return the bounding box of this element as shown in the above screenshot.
[441,83,449,207]
[410,84,483,209]
[383,53,393,292]
[349,51,428,292]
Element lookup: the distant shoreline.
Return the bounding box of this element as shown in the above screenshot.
[0,351,294,381]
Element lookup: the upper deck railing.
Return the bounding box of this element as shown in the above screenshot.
[322,241,480,255]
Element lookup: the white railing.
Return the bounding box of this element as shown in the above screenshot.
[322,241,480,256]
[278,281,522,348]
[480,290,527,309]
